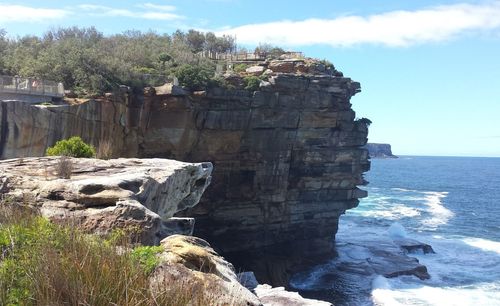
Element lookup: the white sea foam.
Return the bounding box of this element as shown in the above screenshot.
[387,222,407,239]
[356,203,421,220]
[336,185,499,305]
[370,233,500,306]
[373,282,500,306]
[371,276,404,306]
[391,187,418,193]
[420,191,453,228]
[463,237,500,255]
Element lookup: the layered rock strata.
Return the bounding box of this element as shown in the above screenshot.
[0,58,370,285]
[0,157,212,244]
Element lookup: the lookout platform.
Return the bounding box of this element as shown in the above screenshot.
[0,75,64,103]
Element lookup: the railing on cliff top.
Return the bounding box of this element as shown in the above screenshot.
[0,75,64,98]
[198,51,304,61]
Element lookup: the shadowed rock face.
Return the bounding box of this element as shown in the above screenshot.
[0,157,212,245]
[0,63,370,285]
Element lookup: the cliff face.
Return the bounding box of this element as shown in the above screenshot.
[365,143,397,158]
[0,61,370,285]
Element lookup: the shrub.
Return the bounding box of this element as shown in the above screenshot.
[174,63,215,90]
[46,136,95,158]
[130,245,164,274]
[319,59,335,69]
[158,52,172,65]
[243,76,261,91]
[233,63,248,73]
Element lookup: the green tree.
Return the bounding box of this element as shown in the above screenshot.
[0,29,7,73]
[186,30,206,53]
[1,27,237,95]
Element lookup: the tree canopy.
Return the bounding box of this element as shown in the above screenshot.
[0,27,237,96]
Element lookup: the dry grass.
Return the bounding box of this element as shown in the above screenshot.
[96,139,113,160]
[55,155,73,179]
[0,200,221,305]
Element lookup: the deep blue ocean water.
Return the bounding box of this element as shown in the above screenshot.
[292,156,500,305]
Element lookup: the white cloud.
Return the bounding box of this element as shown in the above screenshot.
[140,3,176,11]
[78,3,183,20]
[0,4,69,23]
[216,1,500,47]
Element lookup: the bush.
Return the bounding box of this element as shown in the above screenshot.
[46,136,95,158]
[233,63,248,73]
[174,64,215,90]
[130,245,164,274]
[243,76,261,91]
[319,59,335,69]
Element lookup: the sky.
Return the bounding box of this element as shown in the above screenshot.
[1,0,500,157]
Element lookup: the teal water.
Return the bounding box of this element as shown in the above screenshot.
[293,156,500,305]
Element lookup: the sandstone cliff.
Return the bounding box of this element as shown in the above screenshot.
[0,58,370,285]
[0,157,212,244]
[365,143,397,158]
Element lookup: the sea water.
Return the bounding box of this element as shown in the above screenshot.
[292,156,500,305]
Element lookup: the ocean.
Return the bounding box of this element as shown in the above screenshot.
[291,156,500,305]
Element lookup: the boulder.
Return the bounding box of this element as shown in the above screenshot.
[246,65,266,76]
[268,60,298,73]
[151,235,262,306]
[394,238,436,254]
[0,157,212,245]
[154,83,188,96]
[255,285,332,306]
[238,272,332,306]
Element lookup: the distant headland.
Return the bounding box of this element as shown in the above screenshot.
[365,143,398,158]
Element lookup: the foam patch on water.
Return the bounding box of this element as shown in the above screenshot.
[372,282,500,306]
[371,276,403,306]
[420,191,453,229]
[463,237,500,255]
[391,188,419,193]
[357,204,421,220]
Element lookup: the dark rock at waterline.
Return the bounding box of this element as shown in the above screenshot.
[324,240,430,280]
[394,238,436,254]
[367,247,430,280]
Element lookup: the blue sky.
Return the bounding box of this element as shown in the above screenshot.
[1,0,500,157]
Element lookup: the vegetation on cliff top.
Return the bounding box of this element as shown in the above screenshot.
[0,27,294,96]
[0,201,217,305]
[0,27,238,96]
